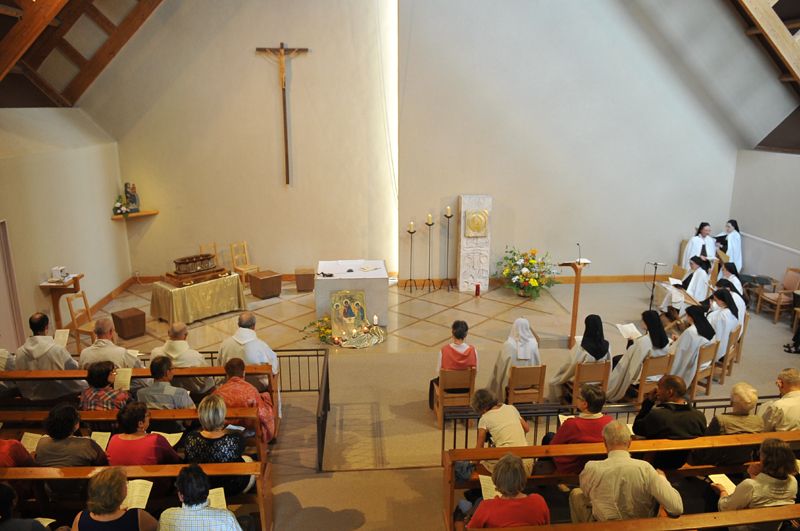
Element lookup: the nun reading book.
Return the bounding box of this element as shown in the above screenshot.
[488,318,541,400]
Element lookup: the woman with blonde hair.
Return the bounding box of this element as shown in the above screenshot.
[71,467,157,530]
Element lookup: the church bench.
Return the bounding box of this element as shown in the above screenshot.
[442,431,800,530]
[0,407,267,462]
[0,461,273,531]
[459,504,800,531]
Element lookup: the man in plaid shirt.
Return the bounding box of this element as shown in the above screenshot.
[158,464,242,530]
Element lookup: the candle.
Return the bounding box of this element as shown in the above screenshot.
[408,221,414,232]
[373,314,378,325]
[426,213,433,224]
[446,206,451,216]
[352,329,357,336]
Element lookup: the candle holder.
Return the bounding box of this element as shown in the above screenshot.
[405,228,419,292]
[443,212,456,291]
[422,220,436,292]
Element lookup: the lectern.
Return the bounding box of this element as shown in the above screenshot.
[559,260,590,349]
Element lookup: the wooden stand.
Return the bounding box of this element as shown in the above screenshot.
[39,273,84,329]
[559,261,589,349]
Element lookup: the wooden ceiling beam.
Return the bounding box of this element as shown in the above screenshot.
[746,18,800,34]
[24,0,93,70]
[0,0,68,82]
[84,3,115,35]
[56,38,87,68]
[738,0,800,85]
[0,4,61,26]
[16,59,71,107]
[61,0,162,104]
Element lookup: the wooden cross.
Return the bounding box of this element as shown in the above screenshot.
[255,42,309,185]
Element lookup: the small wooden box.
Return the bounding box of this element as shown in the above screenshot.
[111,308,146,339]
[295,267,315,292]
[249,270,282,299]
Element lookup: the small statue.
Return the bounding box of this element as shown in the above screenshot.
[124,182,141,213]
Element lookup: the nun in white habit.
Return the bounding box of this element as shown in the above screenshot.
[548,314,610,402]
[488,318,541,400]
[716,279,746,339]
[719,262,744,294]
[660,256,710,316]
[682,222,717,270]
[607,310,671,402]
[669,305,716,385]
[706,289,739,362]
[717,219,742,272]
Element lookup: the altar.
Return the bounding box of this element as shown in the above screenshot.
[314,260,389,325]
[150,273,246,324]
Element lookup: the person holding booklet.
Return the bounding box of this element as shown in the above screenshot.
[668,305,716,386]
[682,222,717,269]
[106,402,181,467]
[79,361,131,411]
[607,310,671,402]
[660,256,710,318]
[0,483,48,531]
[716,220,743,272]
[158,465,243,530]
[548,315,610,403]
[71,467,157,531]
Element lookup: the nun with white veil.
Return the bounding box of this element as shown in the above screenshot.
[717,219,742,272]
[669,305,716,385]
[606,310,671,402]
[488,318,541,400]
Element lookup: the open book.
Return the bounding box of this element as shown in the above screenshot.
[478,475,498,500]
[122,479,153,509]
[20,432,44,453]
[152,431,183,447]
[615,323,642,340]
[91,432,111,451]
[208,487,228,509]
[708,473,737,494]
[114,368,132,391]
[54,329,70,348]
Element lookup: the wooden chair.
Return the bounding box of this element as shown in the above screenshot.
[677,239,688,267]
[689,341,719,400]
[65,291,96,354]
[670,264,686,280]
[734,312,749,364]
[713,324,741,385]
[708,259,721,290]
[565,361,611,407]
[793,308,800,335]
[636,354,674,403]
[230,241,259,284]
[433,368,476,427]
[755,267,800,323]
[505,365,546,405]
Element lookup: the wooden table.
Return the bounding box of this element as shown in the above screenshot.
[38,273,84,328]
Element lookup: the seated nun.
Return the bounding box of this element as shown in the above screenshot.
[607,311,671,402]
[668,306,716,385]
[488,318,541,400]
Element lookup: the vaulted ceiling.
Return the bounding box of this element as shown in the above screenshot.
[0,0,162,107]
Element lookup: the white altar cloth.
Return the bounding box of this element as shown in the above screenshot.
[314,260,389,325]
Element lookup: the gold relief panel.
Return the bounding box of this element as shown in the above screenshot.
[464,209,489,238]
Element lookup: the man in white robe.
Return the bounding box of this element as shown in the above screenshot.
[151,322,215,396]
[14,313,87,400]
[218,311,280,416]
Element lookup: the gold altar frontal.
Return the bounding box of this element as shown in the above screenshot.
[150,273,246,324]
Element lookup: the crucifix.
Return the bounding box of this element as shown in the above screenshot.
[255,42,309,185]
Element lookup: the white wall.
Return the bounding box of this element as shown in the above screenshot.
[0,109,131,326]
[398,0,796,278]
[731,149,800,279]
[79,0,399,276]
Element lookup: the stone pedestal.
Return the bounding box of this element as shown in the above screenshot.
[314,260,389,325]
[457,195,492,292]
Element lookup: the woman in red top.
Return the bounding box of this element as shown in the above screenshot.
[429,320,478,409]
[106,402,181,466]
[0,440,34,467]
[550,384,613,475]
[468,453,550,528]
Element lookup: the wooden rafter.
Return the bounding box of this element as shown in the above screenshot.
[23,0,92,70]
[746,17,800,34]
[56,38,87,68]
[61,0,162,104]
[0,0,68,82]
[738,0,800,85]
[84,3,115,35]
[0,4,61,26]
[16,59,70,107]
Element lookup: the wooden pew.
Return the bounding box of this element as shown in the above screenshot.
[0,461,273,531]
[468,504,800,530]
[442,431,800,530]
[0,407,268,462]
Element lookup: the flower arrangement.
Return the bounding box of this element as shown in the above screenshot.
[112,195,130,216]
[302,315,334,344]
[496,246,559,299]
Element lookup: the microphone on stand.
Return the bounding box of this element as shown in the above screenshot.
[647,261,667,266]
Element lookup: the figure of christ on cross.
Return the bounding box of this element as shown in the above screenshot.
[255,42,309,185]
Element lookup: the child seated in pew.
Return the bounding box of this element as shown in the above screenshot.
[79,361,131,411]
[71,467,157,531]
[0,483,48,531]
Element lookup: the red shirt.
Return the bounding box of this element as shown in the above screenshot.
[551,414,613,474]
[106,433,181,466]
[440,344,477,370]
[0,440,34,467]
[467,494,550,528]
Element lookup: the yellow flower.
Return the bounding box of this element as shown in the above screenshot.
[503,268,510,276]
[530,279,539,287]
[529,248,538,255]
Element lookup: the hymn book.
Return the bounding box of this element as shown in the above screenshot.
[478,475,498,499]
[34,518,55,527]
[152,431,183,447]
[20,432,43,453]
[54,329,70,348]
[90,432,111,451]
[208,487,228,509]
[615,323,642,340]
[122,479,153,509]
[708,474,737,494]
[114,368,132,391]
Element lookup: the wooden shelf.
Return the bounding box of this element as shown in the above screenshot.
[111,209,159,221]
